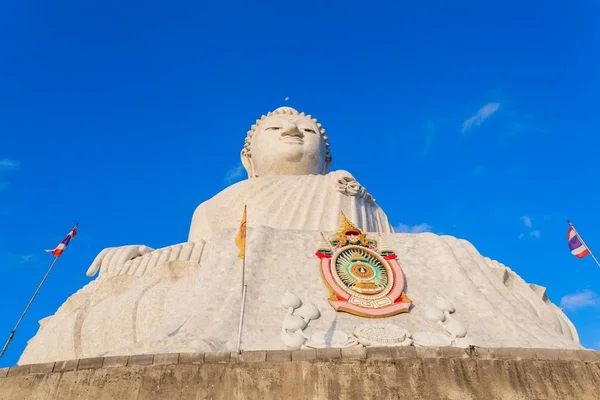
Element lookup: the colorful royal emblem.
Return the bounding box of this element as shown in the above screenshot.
[315,213,412,317]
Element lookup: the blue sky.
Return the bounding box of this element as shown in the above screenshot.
[1,0,599,366]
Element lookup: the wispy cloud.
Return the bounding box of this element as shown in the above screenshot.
[284,96,290,102]
[461,103,500,133]
[19,254,37,264]
[519,215,540,239]
[0,252,39,267]
[560,290,598,311]
[223,164,246,185]
[395,223,433,233]
[423,120,435,156]
[0,159,20,170]
[543,213,566,222]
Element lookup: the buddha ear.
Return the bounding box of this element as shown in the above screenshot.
[321,157,332,175]
[240,149,257,178]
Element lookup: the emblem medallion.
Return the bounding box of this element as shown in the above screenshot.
[315,213,412,317]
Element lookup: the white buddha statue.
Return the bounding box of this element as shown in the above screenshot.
[86,106,393,278]
[18,106,581,365]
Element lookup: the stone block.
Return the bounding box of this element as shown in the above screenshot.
[205,352,230,364]
[440,347,468,359]
[0,367,8,378]
[266,350,291,362]
[30,362,56,374]
[241,351,267,363]
[178,352,204,364]
[153,353,179,365]
[473,347,492,360]
[414,346,442,358]
[102,355,129,368]
[534,348,561,361]
[316,348,341,360]
[510,347,536,360]
[229,352,242,364]
[576,349,600,362]
[127,354,154,366]
[366,346,392,360]
[292,349,316,362]
[555,349,581,361]
[7,365,31,377]
[390,346,416,358]
[53,359,79,372]
[77,357,104,370]
[341,346,367,360]
[487,348,514,360]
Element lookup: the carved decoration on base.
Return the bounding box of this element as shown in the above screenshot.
[419,296,474,348]
[280,291,321,349]
[353,323,413,347]
[304,330,360,349]
[316,212,412,317]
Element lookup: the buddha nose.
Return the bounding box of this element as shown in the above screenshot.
[280,122,304,138]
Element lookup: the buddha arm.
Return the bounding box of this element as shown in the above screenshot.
[86,242,205,279]
[188,201,210,243]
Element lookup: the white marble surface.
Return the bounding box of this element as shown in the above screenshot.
[19,227,580,364]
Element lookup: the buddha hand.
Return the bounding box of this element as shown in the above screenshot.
[86,245,155,278]
[334,171,375,204]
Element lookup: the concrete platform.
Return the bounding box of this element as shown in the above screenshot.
[1,346,599,399]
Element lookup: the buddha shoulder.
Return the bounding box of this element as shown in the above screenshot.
[187,171,379,242]
[195,170,374,207]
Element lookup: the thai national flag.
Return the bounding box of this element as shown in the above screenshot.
[567,225,590,259]
[45,223,78,258]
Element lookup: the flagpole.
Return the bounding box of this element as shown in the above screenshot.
[236,205,248,354]
[568,221,600,268]
[241,206,247,294]
[236,284,247,354]
[0,256,60,360]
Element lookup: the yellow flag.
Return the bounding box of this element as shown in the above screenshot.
[235,206,247,259]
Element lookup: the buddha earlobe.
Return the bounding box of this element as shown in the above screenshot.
[321,158,332,175]
[240,149,257,179]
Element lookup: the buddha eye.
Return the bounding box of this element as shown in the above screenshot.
[265,126,281,131]
[302,128,316,134]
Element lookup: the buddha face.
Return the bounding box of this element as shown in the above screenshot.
[242,108,330,177]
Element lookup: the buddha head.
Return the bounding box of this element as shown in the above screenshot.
[241,106,332,178]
